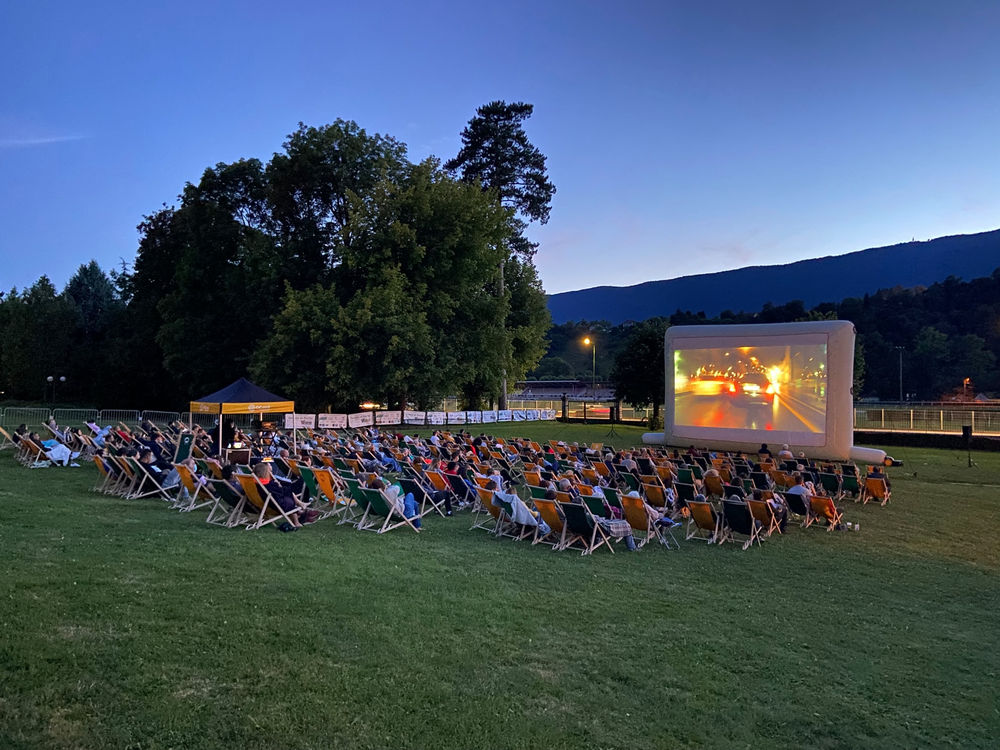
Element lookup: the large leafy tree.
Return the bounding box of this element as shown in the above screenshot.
[609,319,669,423]
[446,101,556,407]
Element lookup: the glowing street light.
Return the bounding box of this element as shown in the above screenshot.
[582,336,596,394]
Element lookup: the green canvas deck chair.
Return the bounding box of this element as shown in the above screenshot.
[675,467,695,485]
[685,499,720,543]
[840,472,862,500]
[583,495,610,519]
[126,457,173,501]
[559,502,613,556]
[780,490,814,526]
[818,472,842,500]
[173,432,195,463]
[747,497,781,536]
[355,487,421,534]
[530,498,565,547]
[808,495,844,531]
[235,474,298,531]
[205,479,250,527]
[337,477,368,525]
[492,491,533,540]
[620,492,676,549]
[674,482,697,511]
[602,486,624,516]
[399,476,447,518]
[717,499,763,550]
[174,463,215,512]
[526,484,548,500]
[618,471,641,492]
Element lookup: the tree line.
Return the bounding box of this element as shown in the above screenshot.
[539,270,1000,410]
[0,104,555,411]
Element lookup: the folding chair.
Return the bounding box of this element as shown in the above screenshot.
[559,502,614,556]
[841,473,862,500]
[642,482,669,508]
[703,474,727,499]
[471,486,507,534]
[173,432,195,463]
[862,477,891,506]
[0,426,16,451]
[808,495,844,531]
[717,499,763,550]
[781,490,813,527]
[235,474,300,531]
[303,466,352,520]
[174,463,215,512]
[531,498,565,548]
[205,479,250,527]
[818,472,842,500]
[620,492,677,549]
[127,458,173,501]
[747,497,782,537]
[355,487,422,534]
[686,499,720,543]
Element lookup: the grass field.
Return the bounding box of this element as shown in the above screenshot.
[1,426,998,749]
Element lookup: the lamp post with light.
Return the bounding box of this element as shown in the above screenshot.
[583,336,596,394]
[46,375,66,408]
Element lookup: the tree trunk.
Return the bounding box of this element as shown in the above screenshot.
[498,257,508,410]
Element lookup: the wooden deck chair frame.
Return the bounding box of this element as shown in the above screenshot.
[0,426,16,451]
[747,497,781,536]
[620,493,676,549]
[781,490,814,527]
[530,498,565,548]
[174,463,215,512]
[399,476,446,518]
[236,474,300,531]
[559,502,614,556]
[471,486,506,534]
[127,458,173,501]
[354,487,421,534]
[205,479,251,527]
[717,499,763,550]
[808,495,844,531]
[862,477,891,506]
[686,500,721,543]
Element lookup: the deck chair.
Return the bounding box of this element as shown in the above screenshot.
[722,482,746,499]
[235,474,300,531]
[862,477,891,506]
[492,493,536,540]
[818,472,842,500]
[0,426,16,451]
[531,498,565,547]
[355,487,421,533]
[703,474,727,499]
[559,502,614,556]
[747,497,781,536]
[174,463,215,512]
[303,466,352,520]
[781,490,813,526]
[642,482,668,508]
[583,495,609,519]
[127,458,173,501]
[686,499,720,543]
[618,472,641,492]
[399,476,447,518]
[620,492,677,549]
[205,479,250,527]
[718,500,763,550]
[674,482,697,509]
[749,471,771,490]
[841,472,862,500]
[602,486,624,516]
[808,495,844,531]
[173,432,195,463]
[471,486,506,534]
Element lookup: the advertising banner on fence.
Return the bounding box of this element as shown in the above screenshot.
[466,411,482,424]
[376,410,402,426]
[481,410,497,423]
[404,410,425,425]
[284,413,316,429]
[525,409,539,421]
[513,410,526,421]
[426,411,446,425]
[348,411,374,428]
[447,411,466,424]
[317,413,347,429]
[497,410,512,422]
[541,409,557,420]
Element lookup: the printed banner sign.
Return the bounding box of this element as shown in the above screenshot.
[541,409,557,420]
[348,411,374,428]
[466,411,483,424]
[317,413,347,429]
[376,410,402,426]
[447,411,467,424]
[426,411,446,425]
[284,413,316,429]
[497,410,512,422]
[481,410,497,423]
[403,410,425,425]
[513,410,527,421]
[525,409,539,421]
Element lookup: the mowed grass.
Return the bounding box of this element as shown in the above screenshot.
[1,428,998,749]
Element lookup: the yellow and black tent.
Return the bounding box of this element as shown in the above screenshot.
[190,378,295,449]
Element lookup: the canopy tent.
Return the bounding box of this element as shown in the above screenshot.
[190,378,294,415]
[189,378,296,453]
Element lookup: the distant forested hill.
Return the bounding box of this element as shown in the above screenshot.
[547,229,1000,324]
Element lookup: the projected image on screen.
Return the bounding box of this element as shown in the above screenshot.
[674,344,827,433]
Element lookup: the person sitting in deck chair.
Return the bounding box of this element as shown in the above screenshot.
[488,479,551,537]
[369,476,421,528]
[253,462,317,528]
[35,432,81,467]
[755,487,788,532]
[867,464,892,490]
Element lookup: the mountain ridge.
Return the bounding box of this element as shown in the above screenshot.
[546,229,1000,324]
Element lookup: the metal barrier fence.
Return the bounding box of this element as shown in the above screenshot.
[1,407,51,428]
[53,408,99,425]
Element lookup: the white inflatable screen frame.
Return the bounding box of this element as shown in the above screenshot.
[643,321,884,463]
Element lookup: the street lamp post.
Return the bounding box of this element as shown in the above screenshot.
[894,347,903,402]
[46,375,66,408]
[583,336,596,394]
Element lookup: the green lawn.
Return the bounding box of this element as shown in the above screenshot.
[1,429,998,749]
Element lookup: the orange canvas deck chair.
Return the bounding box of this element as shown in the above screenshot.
[686,499,720,543]
[620,492,676,549]
[531,498,565,548]
[863,477,891,506]
[642,482,668,508]
[808,495,844,531]
[174,463,216,512]
[236,474,298,531]
[471,486,506,534]
[703,474,726,499]
[0,425,16,452]
[747,497,781,536]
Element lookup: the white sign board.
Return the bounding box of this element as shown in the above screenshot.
[404,410,425,425]
[541,409,557,421]
[481,410,497,423]
[348,411,374,428]
[513,410,527,421]
[447,411,467,424]
[466,410,483,424]
[497,410,512,422]
[426,411,446,425]
[376,410,402,426]
[284,413,316,429]
[317,413,348,429]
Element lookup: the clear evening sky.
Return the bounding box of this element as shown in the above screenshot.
[2,1,998,295]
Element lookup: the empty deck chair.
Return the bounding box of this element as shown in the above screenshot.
[808,495,845,531]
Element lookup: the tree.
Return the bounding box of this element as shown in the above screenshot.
[446,101,556,407]
[610,319,668,423]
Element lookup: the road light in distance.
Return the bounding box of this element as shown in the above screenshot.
[582,336,596,396]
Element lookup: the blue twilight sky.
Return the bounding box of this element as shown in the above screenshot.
[2,0,999,295]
